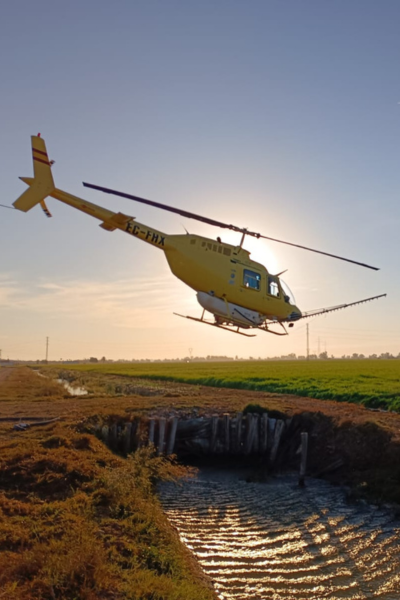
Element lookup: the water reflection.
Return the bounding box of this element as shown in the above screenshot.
[57,379,88,396]
[159,468,400,600]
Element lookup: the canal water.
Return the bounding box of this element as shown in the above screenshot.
[159,468,400,599]
[57,378,88,396]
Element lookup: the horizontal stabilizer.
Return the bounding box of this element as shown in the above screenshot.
[99,212,133,232]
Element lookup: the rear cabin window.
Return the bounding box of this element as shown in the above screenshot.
[201,241,231,256]
[243,269,261,290]
[268,276,280,297]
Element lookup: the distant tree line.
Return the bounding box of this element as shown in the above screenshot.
[3,351,398,364]
[31,351,400,364]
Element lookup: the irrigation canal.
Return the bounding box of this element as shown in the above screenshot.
[159,468,400,600]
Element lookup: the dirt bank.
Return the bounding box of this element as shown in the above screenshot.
[2,365,400,507]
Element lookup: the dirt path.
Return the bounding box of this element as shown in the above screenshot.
[0,366,12,383]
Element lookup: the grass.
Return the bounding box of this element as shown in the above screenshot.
[62,359,400,412]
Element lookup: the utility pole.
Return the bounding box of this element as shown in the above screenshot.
[45,337,49,363]
[306,324,309,360]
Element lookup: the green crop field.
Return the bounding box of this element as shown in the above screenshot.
[67,359,400,412]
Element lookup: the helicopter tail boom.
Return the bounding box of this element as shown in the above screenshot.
[14,135,116,224]
[14,135,170,250]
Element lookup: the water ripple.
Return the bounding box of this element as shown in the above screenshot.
[159,469,400,600]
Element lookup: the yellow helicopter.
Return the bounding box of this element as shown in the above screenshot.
[11,135,386,337]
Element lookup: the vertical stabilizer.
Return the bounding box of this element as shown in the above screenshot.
[13,135,55,212]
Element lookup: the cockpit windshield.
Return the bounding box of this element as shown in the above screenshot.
[280,279,296,305]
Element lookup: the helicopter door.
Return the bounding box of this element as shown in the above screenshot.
[268,276,280,297]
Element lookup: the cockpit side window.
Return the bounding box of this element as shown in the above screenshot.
[268,276,280,297]
[280,279,296,305]
[243,269,261,290]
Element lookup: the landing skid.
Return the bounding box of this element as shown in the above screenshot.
[260,324,288,336]
[173,313,257,337]
[174,312,290,337]
[260,321,289,336]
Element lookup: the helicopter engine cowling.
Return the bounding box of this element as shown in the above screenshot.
[196,292,266,328]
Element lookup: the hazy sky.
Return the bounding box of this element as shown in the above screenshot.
[1,1,399,361]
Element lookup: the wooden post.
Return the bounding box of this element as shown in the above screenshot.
[268,418,277,450]
[130,419,139,451]
[210,416,219,453]
[260,413,268,454]
[101,425,109,444]
[269,419,285,465]
[224,414,230,453]
[245,413,256,455]
[299,432,308,487]
[123,422,132,454]
[166,417,179,455]
[236,412,243,454]
[253,414,260,454]
[230,417,237,453]
[110,423,118,449]
[136,419,143,449]
[158,417,166,454]
[148,419,155,445]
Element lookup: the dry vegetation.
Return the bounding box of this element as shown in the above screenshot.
[0,367,215,600]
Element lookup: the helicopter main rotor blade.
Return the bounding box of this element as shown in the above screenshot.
[83,182,240,231]
[83,182,379,271]
[256,233,379,270]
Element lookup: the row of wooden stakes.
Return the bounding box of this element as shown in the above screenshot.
[97,412,290,461]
